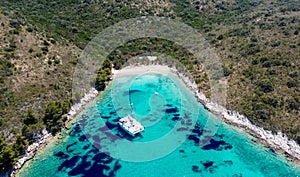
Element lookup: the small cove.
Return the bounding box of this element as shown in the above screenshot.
[18,69,300,177]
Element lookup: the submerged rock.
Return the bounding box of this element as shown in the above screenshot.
[54,151,69,159]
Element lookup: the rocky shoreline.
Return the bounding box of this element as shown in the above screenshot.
[114,64,300,165]
[173,68,300,165]
[8,130,52,177]
[10,64,300,176]
[9,88,99,177]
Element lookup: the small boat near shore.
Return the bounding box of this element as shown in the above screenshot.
[119,115,144,136]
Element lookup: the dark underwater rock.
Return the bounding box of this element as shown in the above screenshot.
[68,157,91,176]
[202,139,232,151]
[188,135,200,144]
[200,160,217,173]
[165,107,178,113]
[54,151,69,159]
[58,156,81,171]
[69,124,82,136]
[79,135,87,141]
[223,160,233,166]
[105,121,117,129]
[82,144,90,150]
[191,165,201,173]
[101,115,111,119]
[66,142,77,153]
[201,161,214,169]
[92,153,113,164]
[171,116,181,121]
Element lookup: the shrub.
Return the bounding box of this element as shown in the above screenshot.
[262,96,278,108]
[41,46,48,53]
[217,35,223,40]
[26,27,33,32]
[253,102,271,120]
[70,58,79,65]
[9,40,17,50]
[43,101,70,133]
[0,137,16,173]
[278,21,286,26]
[222,66,232,77]
[282,61,291,67]
[43,40,50,46]
[267,69,276,75]
[35,52,42,58]
[259,57,269,63]
[272,59,281,66]
[54,59,60,65]
[250,36,258,42]
[50,39,56,44]
[289,71,298,78]
[4,47,14,52]
[28,48,34,53]
[95,72,109,91]
[251,59,259,65]
[9,20,21,30]
[271,41,280,47]
[287,99,299,111]
[102,59,112,69]
[257,80,273,93]
[23,108,39,125]
[12,135,28,155]
[287,80,298,88]
[48,60,52,65]
[262,61,271,68]
[95,60,112,91]
[242,68,255,79]
[22,123,44,143]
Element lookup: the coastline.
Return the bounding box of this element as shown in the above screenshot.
[114,64,300,165]
[172,67,300,166]
[11,64,300,176]
[9,88,99,177]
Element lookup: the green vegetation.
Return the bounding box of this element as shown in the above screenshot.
[95,59,112,91]
[22,109,44,143]
[43,101,71,133]
[0,136,16,173]
[0,135,29,173]
[0,0,299,174]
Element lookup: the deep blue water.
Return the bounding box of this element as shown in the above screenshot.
[18,71,300,177]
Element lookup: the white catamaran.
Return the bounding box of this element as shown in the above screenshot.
[119,115,144,136]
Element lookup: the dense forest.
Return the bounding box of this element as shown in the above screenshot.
[0,0,299,174]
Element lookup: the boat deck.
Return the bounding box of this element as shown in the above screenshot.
[119,115,144,136]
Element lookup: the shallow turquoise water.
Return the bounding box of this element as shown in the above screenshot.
[18,71,300,177]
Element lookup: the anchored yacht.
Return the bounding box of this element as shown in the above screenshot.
[119,115,144,136]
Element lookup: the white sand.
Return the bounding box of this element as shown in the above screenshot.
[116,64,300,162]
[12,64,300,176]
[113,65,172,77]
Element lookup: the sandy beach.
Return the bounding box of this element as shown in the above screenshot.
[11,64,300,176]
[116,65,300,165]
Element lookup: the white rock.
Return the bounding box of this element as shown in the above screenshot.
[174,67,300,161]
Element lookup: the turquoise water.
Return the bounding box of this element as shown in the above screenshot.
[18,71,300,177]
